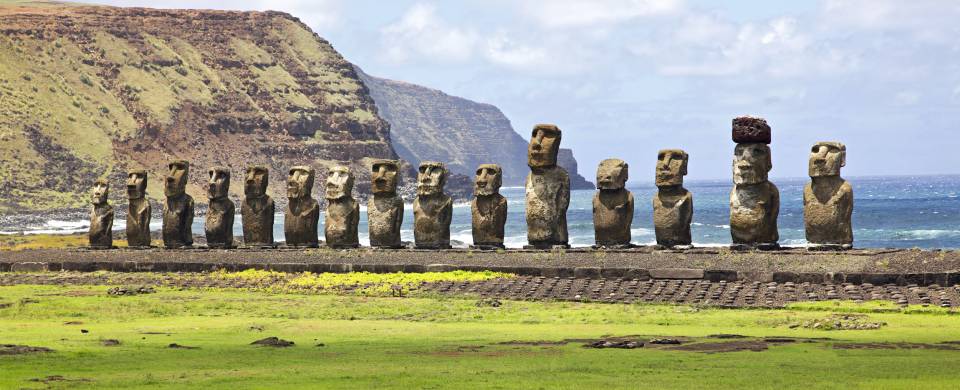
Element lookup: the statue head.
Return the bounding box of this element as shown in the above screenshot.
[733,143,772,185]
[127,170,147,200]
[596,159,628,190]
[164,160,189,197]
[809,142,846,178]
[324,166,354,200]
[528,124,562,168]
[244,166,269,198]
[417,161,447,196]
[656,149,688,187]
[287,166,315,200]
[474,164,502,196]
[207,167,230,200]
[371,159,400,195]
[92,178,109,206]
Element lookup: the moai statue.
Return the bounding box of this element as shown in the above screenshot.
[126,170,152,248]
[414,161,453,249]
[324,166,360,249]
[284,166,319,248]
[88,178,114,249]
[471,164,507,249]
[804,142,853,249]
[241,166,275,247]
[205,167,235,249]
[653,150,693,248]
[730,117,779,249]
[162,160,194,249]
[525,124,570,249]
[593,159,633,248]
[368,160,404,249]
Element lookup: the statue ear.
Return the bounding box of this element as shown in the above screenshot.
[840,148,847,168]
[766,150,773,173]
[680,158,688,176]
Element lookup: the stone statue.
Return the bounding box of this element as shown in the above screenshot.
[205,167,235,249]
[525,124,570,249]
[653,149,693,248]
[804,142,853,249]
[730,117,779,249]
[593,159,633,248]
[284,166,320,248]
[324,166,360,249]
[88,178,114,249]
[162,160,194,249]
[368,160,404,249]
[414,161,453,249]
[241,166,275,247]
[471,164,507,249]
[125,170,152,248]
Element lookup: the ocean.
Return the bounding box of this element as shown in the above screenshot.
[5,175,960,249]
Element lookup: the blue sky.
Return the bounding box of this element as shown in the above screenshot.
[93,1,960,180]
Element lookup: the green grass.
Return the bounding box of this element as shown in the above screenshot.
[2,283,960,389]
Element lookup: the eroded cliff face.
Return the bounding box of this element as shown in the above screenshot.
[0,4,396,211]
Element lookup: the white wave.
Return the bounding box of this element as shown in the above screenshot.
[892,229,960,240]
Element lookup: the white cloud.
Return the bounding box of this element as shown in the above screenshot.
[895,90,921,106]
[380,3,479,63]
[520,0,682,28]
[483,32,550,70]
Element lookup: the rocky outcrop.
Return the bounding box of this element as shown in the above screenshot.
[557,149,594,190]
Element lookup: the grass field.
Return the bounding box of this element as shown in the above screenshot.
[2,276,960,389]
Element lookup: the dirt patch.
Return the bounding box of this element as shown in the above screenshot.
[28,375,91,385]
[107,286,156,296]
[764,338,797,343]
[707,334,749,339]
[668,340,769,353]
[648,338,683,345]
[0,302,11,309]
[583,339,644,349]
[475,298,502,307]
[251,337,294,347]
[789,314,886,331]
[168,343,199,349]
[100,339,121,346]
[497,340,568,346]
[64,321,83,325]
[0,344,53,355]
[832,342,960,351]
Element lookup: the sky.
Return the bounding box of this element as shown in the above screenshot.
[91,0,960,181]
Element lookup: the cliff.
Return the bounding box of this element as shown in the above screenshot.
[0,3,397,212]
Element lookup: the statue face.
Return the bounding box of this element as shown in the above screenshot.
[165,161,189,197]
[656,149,688,187]
[127,170,147,200]
[417,161,446,196]
[371,160,400,195]
[733,143,771,185]
[207,167,230,199]
[244,166,268,198]
[474,164,502,196]
[287,166,315,199]
[809,142,845,178]
[596,159,628,190]
[325,166,354,200]
[528,124,562,168]
[92,179,109,205]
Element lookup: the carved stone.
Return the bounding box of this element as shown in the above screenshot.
[88,178,114,249]
[205,167,235,249]
[471,164,507,249]
[730,141,779,248]
[732,116,771,144]
[368,160,404,249]
[414,161,452,249]
[324,166,360,249]
[525,124,569,249]
[241,166,275,247]
[653,149,693,247]
[284,166,319,248]
[804,142,853,249]
[593,159,633,248]
[162,160,194,249]
[126,170,152,248]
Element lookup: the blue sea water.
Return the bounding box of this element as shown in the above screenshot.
[7,175,960,249]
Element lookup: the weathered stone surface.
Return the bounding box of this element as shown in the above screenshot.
[368,160,404,248]
[88,178,114,249]
[471,164,507,249]
[284,166,319,248]
[730,141,779,246]
[804,142,853,246]
[162,161,194,249]
[649,268,705,279]
[125,170,151,248]
[324,166,360,249]
[205,167,235,249]
[593,159,633,247]
[732,116,771,144]
[241,166,275,247]
[654,149,693,247]
[526,124,570,248]
[414,162,452,249]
